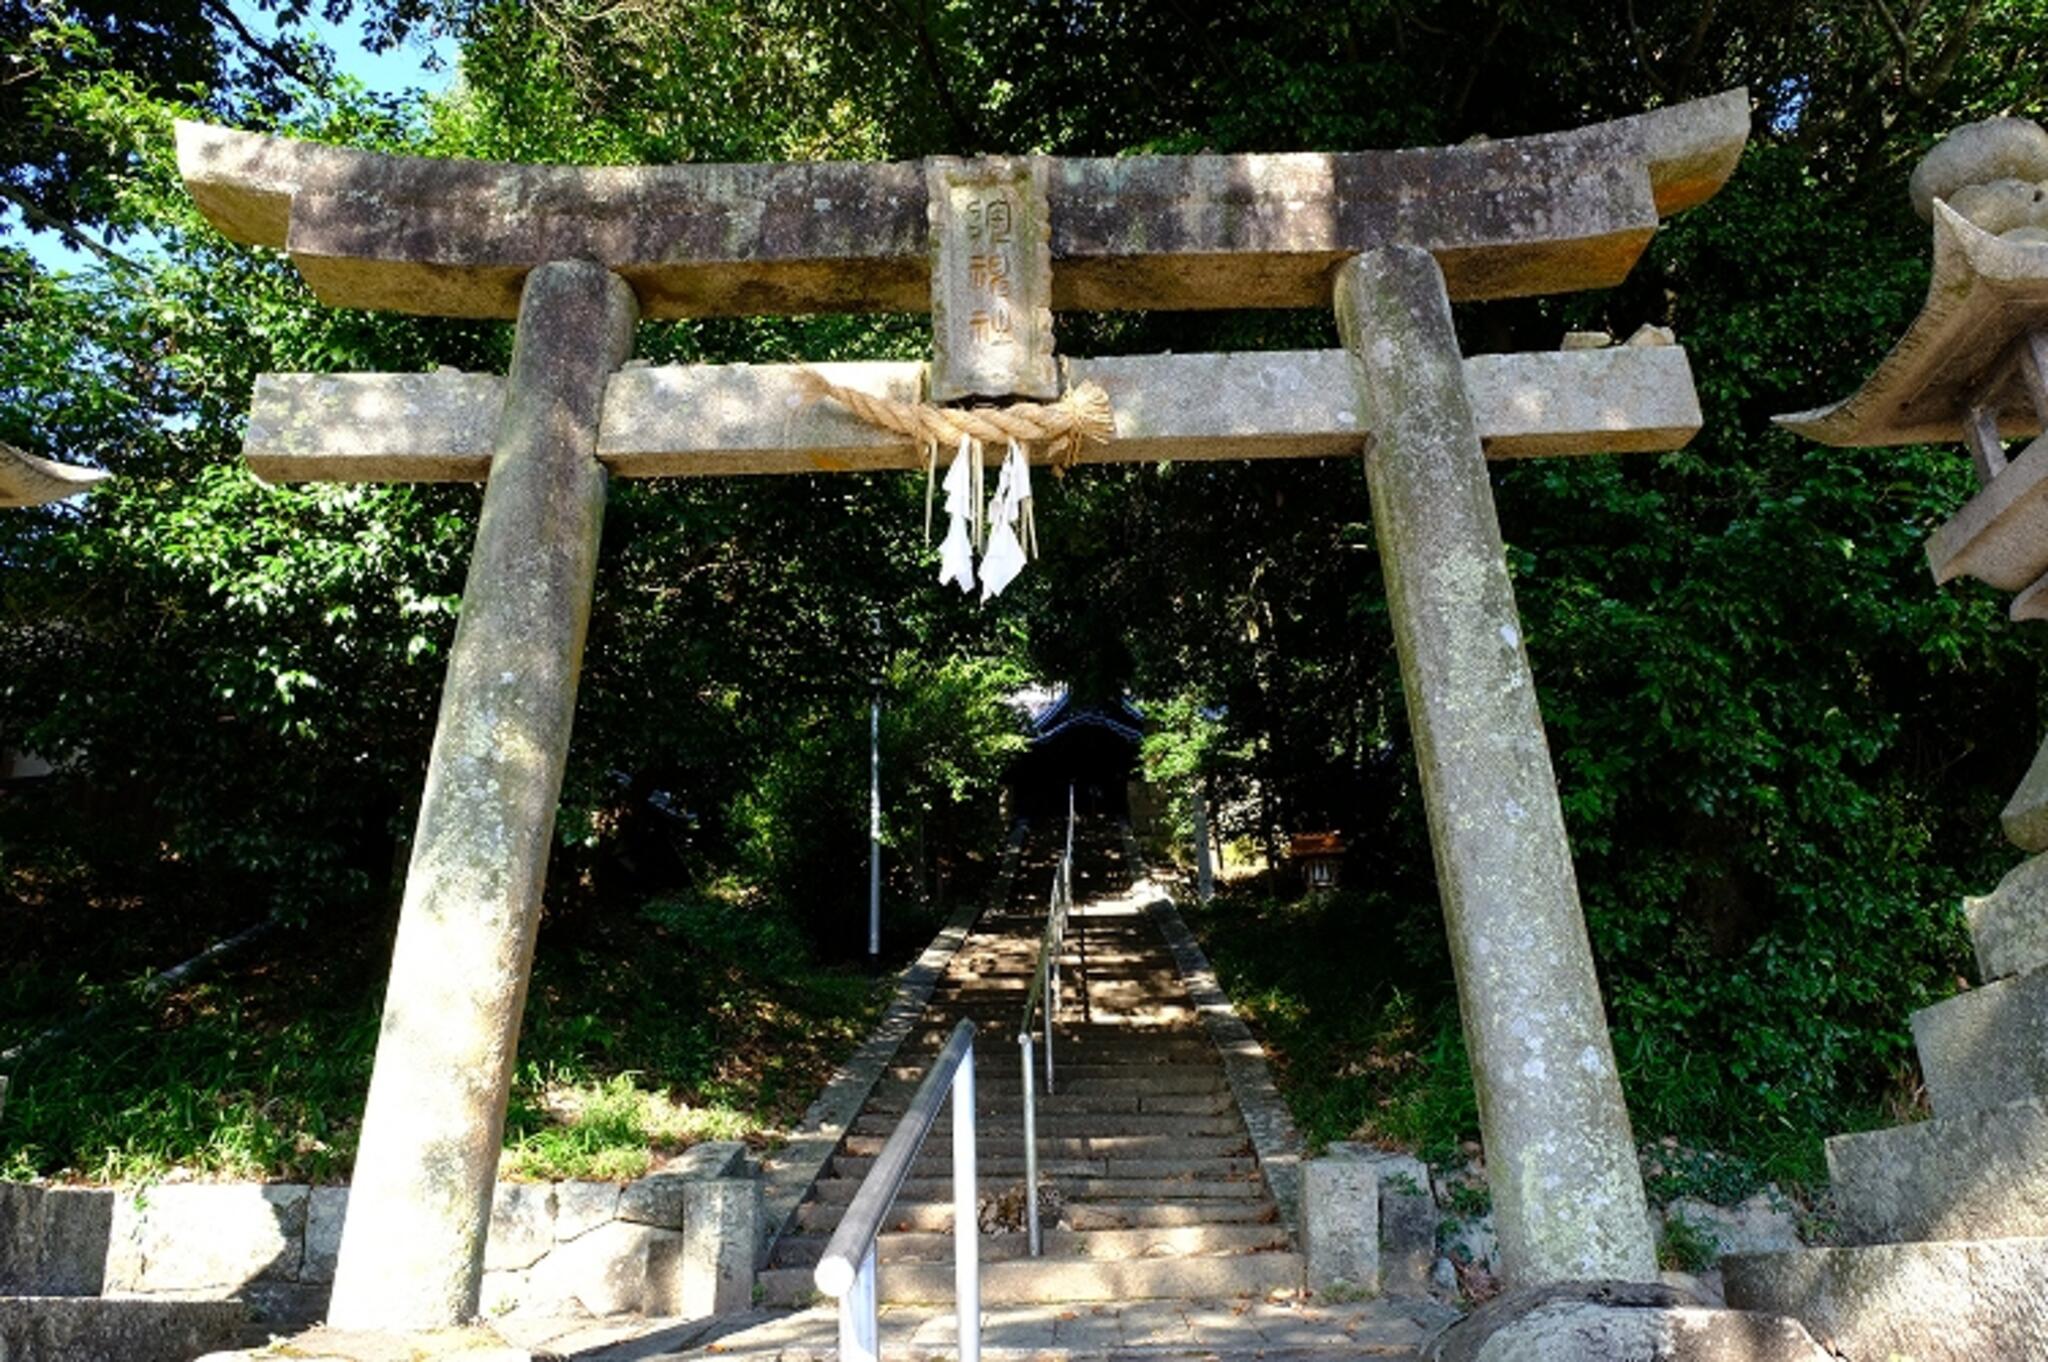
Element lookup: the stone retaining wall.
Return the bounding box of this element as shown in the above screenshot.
[0,1141,758,1331]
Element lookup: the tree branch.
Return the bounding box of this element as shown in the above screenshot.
[198,0,320,89]
[1449,10,1508,131]
[1624,0,1674,100]
[0,184,136,270]
[1916,0,1987,101]
[1673,0,1721,96]
[901,0,981,151]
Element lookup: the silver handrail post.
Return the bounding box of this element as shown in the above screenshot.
[815,1019,980,1362]
[952,1042,980,1362]
[839,1241,878,1362]
[1020,1030,1041,1257]
[1044,956,1055,1095]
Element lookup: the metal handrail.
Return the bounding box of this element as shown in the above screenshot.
[815,1019,979,1362]
[1016,789,1077,1257]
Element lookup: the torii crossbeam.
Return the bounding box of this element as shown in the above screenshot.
[177,90,1750,1333]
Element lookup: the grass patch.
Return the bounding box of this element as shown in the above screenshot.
[1179,883,1479,1165]
[2,877,891,1184]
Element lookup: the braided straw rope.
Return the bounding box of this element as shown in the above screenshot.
[796,370,1115,472]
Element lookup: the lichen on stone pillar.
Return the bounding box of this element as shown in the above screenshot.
[326,260,639,1330]
[1336,245,1656,1288]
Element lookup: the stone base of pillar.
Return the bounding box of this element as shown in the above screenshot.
[1421,1282,1830,1362]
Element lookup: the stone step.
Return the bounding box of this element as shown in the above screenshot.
[807,1174,1267,1206]
[826,1154,1262,1182]
[863,1089,1236,1118]
[1965,853,2048,983]
[0,1298,253,1362]
[767,1223,1293,1269]
[848,1112,1249,1139]
[1912,965,2048,1117]
[879,1066,1227,1092]
[793,1197,1283,1235]
[1827,1093,2048,1243]
[1723,1238,2048,1362]
[756,1250,1305,1307]
[898,1037,1215,1059]
[840,1132,1252,1160]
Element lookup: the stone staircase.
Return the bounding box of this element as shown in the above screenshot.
[757,824,1302,1307]
[1723,852,2048,1361]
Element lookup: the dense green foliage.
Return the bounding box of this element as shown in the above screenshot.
[0,858,887,1182]
[4,0,2045,1181]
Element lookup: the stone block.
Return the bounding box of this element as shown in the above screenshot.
[484,1184,555,1273]
[35,1189,114,1296]
[551,1182,619,1242]
[523,1221,683,1318]
[1913,966,2048,1117]
[1966,851,2048,982]
[2004,734,2048,851]
[664,1141,747,1182]
[1662,1193,1801,1259]
[617,1146,745,1232]
[1300,1154,1379,1296]
[1723,1238,2048,1362]
[302,1187,348,1285]
[1826,1093,2048,1243]
[1365,1151,1437,1295]
[0,1183,36,1292]
[617,1175,687,1231]
[104,1184,307,1294]
[0,1184,115,1297]
[1423,1284,1829,1362]
[0,1296,249,1362]
[680,1178,758,1317]
[238,1280,329,1330]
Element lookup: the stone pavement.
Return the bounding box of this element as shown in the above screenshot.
[530,1296,1462,1360]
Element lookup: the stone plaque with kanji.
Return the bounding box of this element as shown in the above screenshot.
[927,157,1056,403]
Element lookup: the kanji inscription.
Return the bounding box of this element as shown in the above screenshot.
[928,157,1056,403]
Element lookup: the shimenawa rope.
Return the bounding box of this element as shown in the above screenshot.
[795,370,1115,473]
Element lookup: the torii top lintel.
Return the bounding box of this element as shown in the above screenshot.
[175,90,1748,322]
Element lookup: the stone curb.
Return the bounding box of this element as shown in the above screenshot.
[1119,825,1305,1237]
[756,821,1029,1267]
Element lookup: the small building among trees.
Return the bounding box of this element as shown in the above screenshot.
[1004,685,1145,821]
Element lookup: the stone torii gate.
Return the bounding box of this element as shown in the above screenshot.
[176,91,1750,1332]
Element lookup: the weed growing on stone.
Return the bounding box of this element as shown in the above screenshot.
[1657,1210,1721,1273]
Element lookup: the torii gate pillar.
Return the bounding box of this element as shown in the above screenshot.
[1338,247,1658,1286]
[326,261,637,1329]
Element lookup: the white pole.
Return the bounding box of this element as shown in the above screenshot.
[869,614,882,961]
[952,1046,981,1362]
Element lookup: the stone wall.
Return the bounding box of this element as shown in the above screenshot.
[0,1141,758,1330]
[1300,1142,1809,1304]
